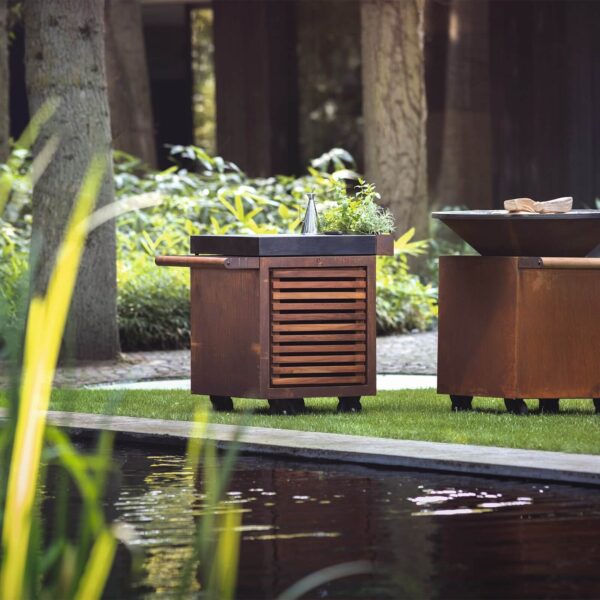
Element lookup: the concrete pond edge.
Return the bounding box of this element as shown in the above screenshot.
[20,409,600,487]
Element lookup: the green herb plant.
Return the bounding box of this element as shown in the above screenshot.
[320,179,395,235]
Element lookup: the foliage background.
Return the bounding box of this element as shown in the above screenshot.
[1,147,438,351]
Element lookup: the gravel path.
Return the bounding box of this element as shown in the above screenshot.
[377,330,437,375]
[0,330,437,388]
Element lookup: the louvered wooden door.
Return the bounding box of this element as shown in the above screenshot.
[270,266,368,388]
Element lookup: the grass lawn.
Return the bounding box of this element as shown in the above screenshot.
[3,388,598,455]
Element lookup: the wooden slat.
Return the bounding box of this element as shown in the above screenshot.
[272,291,366,300]
[272,268,366,279]
[272,279,366,289]
[271,344,366,353]
[272,354,366,364]
[272,364,366,375]
[271,375,365,386]
[272,333,365,342]
[272,322,366,333]
[272,312,366,322]
[272,301,366,311]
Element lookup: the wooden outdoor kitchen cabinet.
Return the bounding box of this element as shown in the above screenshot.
[156,234,393,414]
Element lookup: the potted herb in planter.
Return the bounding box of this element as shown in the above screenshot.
[319,179,394,253]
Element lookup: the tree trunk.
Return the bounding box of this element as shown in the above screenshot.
[361,0,428,237]
[25,0,120,360]
[0,0,8,162]
[429,0,492,210]
[105,0,156,167]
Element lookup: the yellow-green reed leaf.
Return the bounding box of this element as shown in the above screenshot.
[45,428,103,533]
[30,134,60,185]
[186,407,209,472]
[0,158,104,600]
[0,170,13,216]
[73,528,117,600]
[88,192,162,231]
[14,97,59,152]
[212,508,241,600]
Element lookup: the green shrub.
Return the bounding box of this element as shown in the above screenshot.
[376,229,438,333]
[118,255,190,351]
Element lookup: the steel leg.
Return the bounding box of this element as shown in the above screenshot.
[504,398,528,415]
[337,396,362,413]
[209,395,234,412]
[450,395,473,412]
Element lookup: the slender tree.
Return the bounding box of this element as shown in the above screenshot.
[361,0,428,237]
[105,0,156,167]
[24,0,119,360]
[0,0,8,162]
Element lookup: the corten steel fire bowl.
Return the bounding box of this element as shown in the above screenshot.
[434,209,600,416]
[432,209,600,257]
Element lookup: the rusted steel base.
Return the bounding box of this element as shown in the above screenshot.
[438,256,600,411]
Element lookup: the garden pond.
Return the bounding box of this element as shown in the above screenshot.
[44,443,600,599]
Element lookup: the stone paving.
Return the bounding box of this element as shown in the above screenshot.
[0,330,438,388]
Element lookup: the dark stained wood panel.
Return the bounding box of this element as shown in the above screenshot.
[270,267,368,387]
[271,333,366,343]
[272,354,366,364]
[272,323,366,332]
[273,268,366,278]
[273,291,366,300]
[273,279,366,289]
[271,343,366,354]
[272,311,366,322]
[190,267,261,397]
[272,364,365,375]
[271,375,365,386]
[272,301,367,311]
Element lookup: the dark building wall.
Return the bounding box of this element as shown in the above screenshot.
[142,4,193,167]
[490,0,600,207]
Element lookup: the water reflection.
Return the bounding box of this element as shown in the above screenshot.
[80,446,600,598]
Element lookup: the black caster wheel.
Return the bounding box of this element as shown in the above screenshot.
[337,396,362,413]
[539,398,560,414]
[210,395,234,412]
[450,395,473,412]
[593,398,600,414]
[268,398,304,415]
[504,398,528,415]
